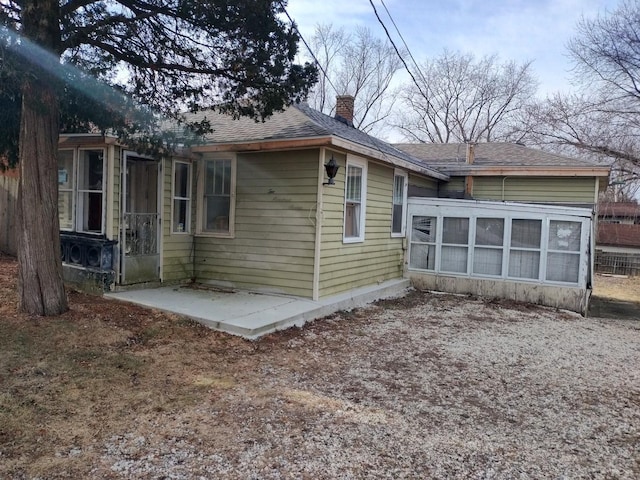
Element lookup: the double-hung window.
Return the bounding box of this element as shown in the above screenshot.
[343,157,367,243]
[392,170,408,237]
[58,150,74,230]
[199,157,235,236]
[172,161,191,234]
[57,148,106,234]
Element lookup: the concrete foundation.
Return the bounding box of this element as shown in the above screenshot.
[408,272,590,315]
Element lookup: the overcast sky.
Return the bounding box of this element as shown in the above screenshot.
[286,0,621,97]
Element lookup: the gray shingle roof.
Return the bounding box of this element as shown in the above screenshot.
[184,103,445,178]
[394,142,607,173]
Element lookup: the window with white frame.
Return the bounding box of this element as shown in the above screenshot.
[57,148,106,234]
[344,157,367,242]
[200,157,235,235]
[441,217,469,273]
[508,219,542,280]
[58,150,74,230]
[409,211,588,286]
[172,161,191,233]
[392,170,408,236]
[409,216,437,270]
[473,218,505,276]
[546,220,581,283]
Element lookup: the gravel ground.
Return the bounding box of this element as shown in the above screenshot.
[86,293,640,479]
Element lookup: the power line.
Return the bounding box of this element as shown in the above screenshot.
[367,0,429,100]
[277,1,339,96]
[379,0,429,87]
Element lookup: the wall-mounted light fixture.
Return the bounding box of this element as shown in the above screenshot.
[323,156,339,185]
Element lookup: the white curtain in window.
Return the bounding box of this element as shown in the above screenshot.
[476,218,504,246]
[473,247,502,275]
[410,244,436,270]
[508,250,540,279]
[511,219,541,248]
[345,203,361,237]
[546,221,581,282]
[546,252,580,283]
[442,217,469,244]
[441,246,468,273]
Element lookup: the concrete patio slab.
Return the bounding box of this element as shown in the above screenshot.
[105,278,411,339]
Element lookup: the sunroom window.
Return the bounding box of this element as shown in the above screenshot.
[408,211,587,287]
[409,216,437,270]
[508,219,542,280]
[473,218,505,276]
[441,217,469,273]
[546,220,582,283]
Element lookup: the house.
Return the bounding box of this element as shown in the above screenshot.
[5,99,607,320]
[394,142,609,207]
[595,202,640,275]
[54,96,447,302]
[598,201,640,225]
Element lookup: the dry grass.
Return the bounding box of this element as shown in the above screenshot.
[1,254,639,479]
[593,273,640,302]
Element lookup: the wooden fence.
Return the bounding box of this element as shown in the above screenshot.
[595,250,640,277]
[0,174,18,256]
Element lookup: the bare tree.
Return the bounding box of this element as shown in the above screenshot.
[523,1,640,196]
[307,24,402,135]
[396,50,537,143]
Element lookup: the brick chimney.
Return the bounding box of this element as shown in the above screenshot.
[335,95,355,125]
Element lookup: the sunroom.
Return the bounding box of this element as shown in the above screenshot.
[406,198,594,314]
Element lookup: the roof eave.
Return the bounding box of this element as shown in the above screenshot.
[190,135,449,181]
[440,166,611,177]
[330,137,449,180]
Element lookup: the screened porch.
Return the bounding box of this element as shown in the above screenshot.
[406,198,594,314]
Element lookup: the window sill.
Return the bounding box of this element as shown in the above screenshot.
[391,232,406,238]
[343,237,364,244]
[195,232,235,239]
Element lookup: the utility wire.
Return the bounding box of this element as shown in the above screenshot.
[277,1,339,96]
[368,0,429,100]
[379,0,429,87]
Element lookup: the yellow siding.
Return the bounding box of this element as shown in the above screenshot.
[472,176,597,204]
[408,173,438,197]
[111,146,121,240]
[319,153,403,297]
[438,177,465,196]
[161,156,195,282]
[195,150,318,297]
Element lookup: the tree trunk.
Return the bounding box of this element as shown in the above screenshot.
[17,78,68,316]
[16,0,68,316]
